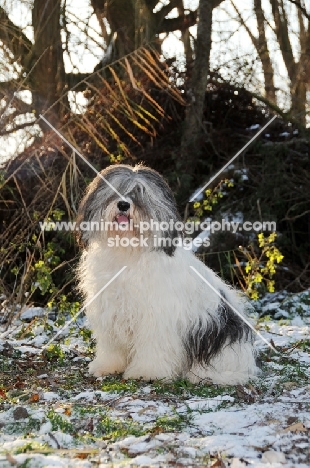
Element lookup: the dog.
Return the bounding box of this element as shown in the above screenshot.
[77,164,259,385]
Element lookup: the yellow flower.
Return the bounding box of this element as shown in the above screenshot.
[258,233,265,247]
[250,290,259,300]
[275,251,284,263]
[245,263,252,273]
[268,264,276,274]
[205,189,212,196]
[268,232,276,243]
[253,273,263,283]
[193,202,200,209]
[267,280,275,293]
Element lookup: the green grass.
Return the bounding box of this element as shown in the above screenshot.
[95,414,146,440]
[154,412,192,433]
[150,378,235,399]
[101,376,139,394]
[4,418,42,436]
[47,410,74,433]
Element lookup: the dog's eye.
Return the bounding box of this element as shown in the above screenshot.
[136,186,144,194]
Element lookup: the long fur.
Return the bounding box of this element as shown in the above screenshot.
[77,164,259,385]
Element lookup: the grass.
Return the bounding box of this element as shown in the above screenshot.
[101,377,139,394]
[47,410,74,433]
[1,311,310,467]
[150,378,236,398]
[95,414,146,440]
[4,418,42,436]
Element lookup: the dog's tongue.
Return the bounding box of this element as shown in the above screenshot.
[116,214,129,224]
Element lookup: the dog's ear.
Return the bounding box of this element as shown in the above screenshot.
[75,193,89,248]
[76,178,100,248]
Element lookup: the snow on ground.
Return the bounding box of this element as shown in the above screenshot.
[0,291,310,467]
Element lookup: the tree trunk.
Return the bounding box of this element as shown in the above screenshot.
[254,0,276,102]
[105,0,157,58]
[180,0,215,179]
[31,0,67,130]
[290,79,307,126]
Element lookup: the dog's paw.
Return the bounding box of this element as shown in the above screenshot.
[123,367,173,381]
[88,357,126,377]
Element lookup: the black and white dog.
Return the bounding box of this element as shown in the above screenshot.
[77,164,258,384]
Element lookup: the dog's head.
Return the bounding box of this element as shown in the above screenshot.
[77,164,182,255]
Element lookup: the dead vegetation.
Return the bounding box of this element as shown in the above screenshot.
[0,49,309,319]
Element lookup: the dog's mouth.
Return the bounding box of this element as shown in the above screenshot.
[115,213,130,225]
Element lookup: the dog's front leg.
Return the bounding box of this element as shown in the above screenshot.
[123,332,184,381]
[88,338,127,377]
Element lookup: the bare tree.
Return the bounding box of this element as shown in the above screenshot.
[0,0,198,137]
[180,0,224,178]
[230,0,310,125]
[231,0,276,102]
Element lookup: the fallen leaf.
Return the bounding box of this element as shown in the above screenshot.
[211,457,225,467]
[282,382,297,390]
[151,426,164,435]
[0,388,7,399]
[76,453,89,459]
[29,393,40,402]
[6,453,18,465]
[64,407,72,416]
[284,422,307,433]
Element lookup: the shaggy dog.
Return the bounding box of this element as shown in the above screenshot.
[77,164,259,385]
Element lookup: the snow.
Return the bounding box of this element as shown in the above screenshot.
[247,124,260,130]
[43,392,60,401]
[72,390,113,401]
[1,291,310,467]
[20,307,46,320]
[262,450,286,463]
[39,421,53,434]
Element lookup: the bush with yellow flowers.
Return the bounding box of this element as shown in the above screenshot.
[235,232,284,300]
[192,179,234,217]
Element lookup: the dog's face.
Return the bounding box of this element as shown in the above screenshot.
[77,164,181,255]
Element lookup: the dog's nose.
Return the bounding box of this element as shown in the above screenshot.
[117,201,130,212]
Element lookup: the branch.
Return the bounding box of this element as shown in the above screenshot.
[159,10,197,33]
[254,0,276,101]
[0,7,32,65]
[154,0,180,22]
[89,0,109,43]
[230,1,258,48]
[0,80,20,99]
[250,90,304,128]
[287,0,310,20]
[270,0,296,81]
[145,0,159,11]
[0,120,35,136]
[66,72,97,90]
[212,0,225,7]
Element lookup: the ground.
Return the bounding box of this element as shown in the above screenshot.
[0,291,310,467]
